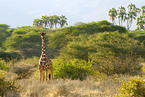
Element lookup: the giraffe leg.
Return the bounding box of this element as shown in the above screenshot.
[50,70,53,80]
[40,71,42,83]
[40,70,44,83]
[46,70,48,81]
[43,70,46,82]
[49,74,51,80]
[40,70,46,83]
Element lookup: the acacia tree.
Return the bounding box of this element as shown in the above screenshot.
[59,15,68,28]
[117,6,126,25]
[108,8,118,24]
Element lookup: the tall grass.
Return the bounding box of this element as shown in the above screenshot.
[15,75,131,97]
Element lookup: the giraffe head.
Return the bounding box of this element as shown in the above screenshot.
[40,32,46,39]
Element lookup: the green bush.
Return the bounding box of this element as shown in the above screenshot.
[118,76,145,97]
[0,59,10,71]
[0,70,20,97]
[0,50,22,61]
[4,31,42,57]
[53,58,94,80]
[95,55,142,75]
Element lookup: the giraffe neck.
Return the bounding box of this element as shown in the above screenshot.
[41,37,46,56]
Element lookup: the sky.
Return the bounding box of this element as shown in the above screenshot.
[0,0,145,30]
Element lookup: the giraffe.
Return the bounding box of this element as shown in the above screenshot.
[39,32,53,83]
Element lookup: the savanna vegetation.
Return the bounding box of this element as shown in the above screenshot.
[1,5,145,96]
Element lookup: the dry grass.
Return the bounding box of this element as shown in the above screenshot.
[12,74,131,97]
[2,57,145,97]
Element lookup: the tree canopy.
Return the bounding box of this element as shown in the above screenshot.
[108,3,144,30]
[33,15,68,28]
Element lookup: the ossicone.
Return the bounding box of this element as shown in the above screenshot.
[40,32,46,35]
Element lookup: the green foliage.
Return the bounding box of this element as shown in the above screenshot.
[136,6,145,30]
[118,76,145,97]
[0,24,11,48]
[0,50,22,61]
[0,59,10,71]
[0,24,9,29]
[108,8,118,24]
[3,26,55,58]
[128,30,145,42]
[91,31,145,58]
[53,58,94,80]
[33,15,68,28]
[0,70,20,97]
[15,26,45,32]
[96,55,142,75]
[109,3,141,30]
[49,20,126,51]
[4,29,41,57]
[61,31,144,60]
[60,31,144,75]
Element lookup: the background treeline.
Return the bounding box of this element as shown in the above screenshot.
[33,15,68,28]
[108,3,145,30]
[0,20,145,75]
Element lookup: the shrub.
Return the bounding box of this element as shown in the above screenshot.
[0,59,10,71]
[53,58,94,80]
[4,31,41,58]
[95,55,142,75]
[0,50,22,61]
[0,70,20,97]
[60,41,89,61]
[12,57,39,79]
[118,76,145,97]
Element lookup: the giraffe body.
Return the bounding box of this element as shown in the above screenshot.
[39,32,53,83]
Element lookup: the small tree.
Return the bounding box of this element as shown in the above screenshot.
[53,15,60,28]
[117,6,126,25]
[33,19,43,27]
[125,3,140,29]
[41,16,49,28]
[59,15,68,28]
[137,6,145,30]
[53,58,94,80]
[108,8,118,24]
